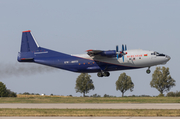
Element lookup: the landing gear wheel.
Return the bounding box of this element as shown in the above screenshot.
[97,71,110,77]
[97,72,103,77]
[103,72,110,77]
[146,69,151,74]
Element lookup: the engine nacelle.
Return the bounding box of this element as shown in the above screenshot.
[101,50,116,57]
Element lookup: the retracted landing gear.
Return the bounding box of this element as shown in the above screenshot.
[146,67,151,74]
[97,71,110,77]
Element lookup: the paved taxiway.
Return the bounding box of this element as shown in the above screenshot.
[1,103,180,109]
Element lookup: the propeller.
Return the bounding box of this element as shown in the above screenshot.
[116,44,127,62]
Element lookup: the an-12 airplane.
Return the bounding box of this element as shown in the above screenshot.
[17,30,171,77]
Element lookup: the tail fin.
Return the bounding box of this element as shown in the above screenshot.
[20,30,39,52]
[18,30,39,62]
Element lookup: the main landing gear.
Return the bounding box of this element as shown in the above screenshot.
[146,67,151,74]
[97,71,110,77]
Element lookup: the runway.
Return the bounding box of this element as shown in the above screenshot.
[1,103,180,109]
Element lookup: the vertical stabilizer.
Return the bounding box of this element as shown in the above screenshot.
[20,30,39,52]
[18,30,39,62]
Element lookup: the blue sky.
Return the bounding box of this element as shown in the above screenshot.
[0,0,179,96]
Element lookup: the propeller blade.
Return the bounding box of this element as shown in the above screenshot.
[122,44,124,51]
[116,45,119,59]
[122,55,124,62]
[116,45,118,52]
[125,45,127,51]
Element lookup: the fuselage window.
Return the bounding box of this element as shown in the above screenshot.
[129,58,131,60]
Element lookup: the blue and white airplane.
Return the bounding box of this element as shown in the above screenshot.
[17,30,171,77]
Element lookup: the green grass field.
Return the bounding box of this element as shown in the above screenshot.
[0,95,180,103]
[0,109,180,116]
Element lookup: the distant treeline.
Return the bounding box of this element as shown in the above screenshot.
[18,92,180,97]
[19,92,40,95]
[86,94,152,97]
[166,91,180,97]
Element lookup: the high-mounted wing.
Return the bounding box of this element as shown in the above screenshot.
[86,49,103,57]
[86,49,117,58]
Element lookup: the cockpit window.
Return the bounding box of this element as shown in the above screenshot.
[155,52,159,55]
[153,52,165,57]
[151,52,155,55]
[158,54,166,56]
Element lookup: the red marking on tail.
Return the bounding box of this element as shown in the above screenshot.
[23,30,31,33]
[86,49,93,52]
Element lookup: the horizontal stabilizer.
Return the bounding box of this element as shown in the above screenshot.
[17,52,34,62]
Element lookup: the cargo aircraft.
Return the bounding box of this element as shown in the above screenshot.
[17,30,171,77]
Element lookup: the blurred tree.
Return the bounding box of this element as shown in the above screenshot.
[0,82,8,97]
[150,67,175,95]
[0,82,17,97]
[167,91,180,97]
[116,73,134,97]
[75,73,95,97]
[91,94,101,97]
[23,92,30,95]
[7,89,17,97]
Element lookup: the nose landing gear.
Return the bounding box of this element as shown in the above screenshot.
[146,67,151,74]
[97,71,110,77]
